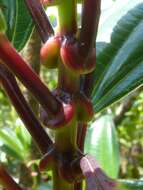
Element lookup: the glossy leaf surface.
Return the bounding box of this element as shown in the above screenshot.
[0,0,33,51]
[85,115,120,178]
[92,3,143,113]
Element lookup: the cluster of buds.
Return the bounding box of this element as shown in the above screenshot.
[40,35,96,74]
[40,36,95,128]
[39,0,100,130]
[40,32,95,127]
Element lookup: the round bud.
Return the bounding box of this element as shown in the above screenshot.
[60,37,96,75]
[40,36,61,69]
[46,102,75,129]
[40,102,75,129]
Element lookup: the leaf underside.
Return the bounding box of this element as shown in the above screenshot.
[80,155,120,190]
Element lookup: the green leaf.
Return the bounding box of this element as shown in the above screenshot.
[119,179,143,190]
[0,0,33,51]
[92,3,143,113]
[94,42,108,83]
[1,144,23,160]
[0,9,7,33]
[85,115,120,178]
[0,129,24,159]
[15,123,31,151]
[98,0,143,42]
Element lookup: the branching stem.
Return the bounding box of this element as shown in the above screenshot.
[0,65,53,154]
[0,34,63,119]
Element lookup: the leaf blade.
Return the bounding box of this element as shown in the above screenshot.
[85,115,120,178]
[92,3,143,113]
[0,0,33,51]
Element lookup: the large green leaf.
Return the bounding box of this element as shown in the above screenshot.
[97,0,143,41]
[0,0,33,51]
[85,115,120,178]
[92,3,143,113]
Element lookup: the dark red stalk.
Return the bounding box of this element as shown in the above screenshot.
[74,123,87,190]
[24,0,54,43]
[80,73,94,98]
[0,34,63,119]
[77,0,101,157]
[78,0,101,57]
[0,164,23,190]
[76,0,101,186]
[77,123,87,151]
[76,74,94,158]
[0,64,53,154]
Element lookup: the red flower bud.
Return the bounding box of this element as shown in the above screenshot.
[60,37,96,75]
[40,102,75,129]
[40,36,61,69]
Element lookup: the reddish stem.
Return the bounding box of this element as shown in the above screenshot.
[0,34,63,119]
[77,75,93,153]
[74,183,82,190]
[77,0,101,151]
[77,123,87,151]
[24,0,54,43]
[0,64,53,154]
[75,2,101,189]
[80,73,94,98]
[0,164,23,190]
[74,123,87,190]
[78,0,101,57]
